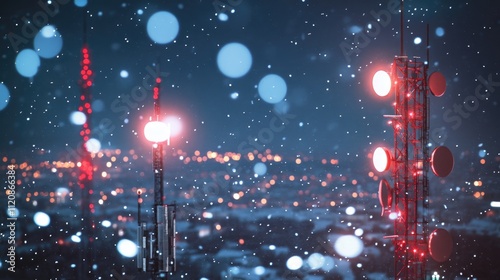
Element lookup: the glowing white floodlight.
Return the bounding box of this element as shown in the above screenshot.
[372,70,391,97]
[144,121,170,143]
[373,147,391,172]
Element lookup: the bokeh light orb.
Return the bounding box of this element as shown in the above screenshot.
[34,26,63,59]
[69,111,87,125]
[254,266,265,276]
[307,253,325,270]
[321,256,335,272]
[334,235,364,258]
[92,99,105,112]
[0,83,10,111]
[253,162,267,176]
[435,27,445,37]
[7,207,19,218]
[286,255,303,270]
[372,70,391,97]
[478,149,486,158]
[120,70,129,78]
[117,239,138,258]
[74,0,88,7]
[230,92,239,99]
[414,37,422,45]
[164,116,182,137]
[258,74,287,104]
[34,212,51,227]
[85,138,101,153]
[147,11,179,44]
[144,121,170,142]
[101,220,112,228]
[217,42,252,78]
[71,235,81,243]
[354,228,364,237]
[56,187,69,197]
[345,206,356,215]
[273,100,290,115]
[15,49,40,77]
[218,13,229,21]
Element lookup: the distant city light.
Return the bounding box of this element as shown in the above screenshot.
[414,37,422,45]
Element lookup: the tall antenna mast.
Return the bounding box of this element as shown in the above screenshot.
[78,10,95,280]
[370,1,454,279]
[400,0,404,56]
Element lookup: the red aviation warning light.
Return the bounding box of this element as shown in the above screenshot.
[372,70,392,97]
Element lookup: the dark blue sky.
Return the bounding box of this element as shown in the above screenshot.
[1,0,499,161]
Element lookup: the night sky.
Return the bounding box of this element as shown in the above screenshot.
[1,1,499,158]
[1,0,500,279]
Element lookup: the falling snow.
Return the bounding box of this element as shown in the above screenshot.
[0,1,499,279]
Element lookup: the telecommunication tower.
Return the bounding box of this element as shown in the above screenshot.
[371,1,454,279]
[78,19,95,279]
[137,69,176,279]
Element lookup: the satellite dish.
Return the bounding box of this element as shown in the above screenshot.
[429,228,453,262]
[378,179,393,216]
[429,72,446,97]
[431,146,454,177]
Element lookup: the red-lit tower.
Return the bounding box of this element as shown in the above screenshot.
[371,1,454,279]
[78,26,95,279]
[138,70,176,279]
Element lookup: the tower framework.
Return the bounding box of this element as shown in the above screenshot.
[389,56,429,279]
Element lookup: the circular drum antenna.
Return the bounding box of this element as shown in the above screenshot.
[429,228,453,262]
[428,71,446,97]
[431,146,454,177]
[378,179,393,216]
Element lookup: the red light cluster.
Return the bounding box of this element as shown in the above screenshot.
[153,86,159,100]
[78,159,93,185]
[80,47,93,89]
